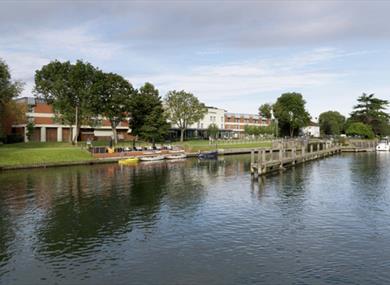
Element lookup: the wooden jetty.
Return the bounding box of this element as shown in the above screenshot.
[250,141,342,178]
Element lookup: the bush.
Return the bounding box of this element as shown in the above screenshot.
[346,122,375,139]
[5,134,24,144]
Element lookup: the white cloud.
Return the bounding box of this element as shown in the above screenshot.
[128,48,348,106]
[0,24,126,96]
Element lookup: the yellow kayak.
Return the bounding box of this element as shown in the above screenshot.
[118,157,140,165]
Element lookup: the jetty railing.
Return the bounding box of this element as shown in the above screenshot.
[250,141,341,178]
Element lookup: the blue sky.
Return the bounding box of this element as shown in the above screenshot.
[1,1,390,118]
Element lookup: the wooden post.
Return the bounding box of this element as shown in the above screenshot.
[279,146,283,168]
[292,147,296,165]
[250,149,255,175]
[258,149,263,175]
[279,147,283,161]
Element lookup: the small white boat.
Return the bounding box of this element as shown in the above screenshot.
[376,139,390,151]
[165,153,187,160]
[139,155,165,161]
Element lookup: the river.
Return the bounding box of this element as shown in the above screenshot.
[0,153,389,284]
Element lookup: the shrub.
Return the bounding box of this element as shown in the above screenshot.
[346,122,375,139]
[5,134,24,144]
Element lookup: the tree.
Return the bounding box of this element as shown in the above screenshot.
[0,59,23,140]
[128,83,164,148]
[207,123,219,139]
[350,93,389,136]
[272,92,311,137]
[346,122,375,139]
[244,125,258,136]
[139,104,170,147]
[259,103,272,120]
[91,72,134,144]
[34,60,98,144]
[319,111,346,136]
[164,90,207,142]
[26,121,35,141]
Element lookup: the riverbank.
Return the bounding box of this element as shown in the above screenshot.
[0,140,376,171]
[0,140,272,170]
[0,147,266,171]
[0,142,95,169]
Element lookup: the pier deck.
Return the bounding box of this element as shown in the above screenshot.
[250,142,342,177]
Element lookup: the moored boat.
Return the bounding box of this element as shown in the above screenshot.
[166,153,187,160]
[376,139,390,151]
[198,151,218,159]
[139,155,165,161]
[118,157,140,165]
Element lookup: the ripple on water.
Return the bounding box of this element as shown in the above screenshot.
[0,154,389,284]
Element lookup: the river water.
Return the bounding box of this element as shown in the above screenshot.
[0,153,389,285]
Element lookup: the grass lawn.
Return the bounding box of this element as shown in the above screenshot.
[172,139,272,152]
[0,142,94,167]
[0,140,272,167]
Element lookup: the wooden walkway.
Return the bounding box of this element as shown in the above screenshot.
[250,142,342,178]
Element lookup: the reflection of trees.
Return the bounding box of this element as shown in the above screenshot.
[349,153,388,203]
[0,172,36,267]
[36,163,174,258]
[163,161,205,215]
[0,155,255,263]
[0,199,14,267]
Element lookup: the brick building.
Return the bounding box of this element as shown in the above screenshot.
[11,97,271,142]
[224,112,270,138]
[12,97,132,142]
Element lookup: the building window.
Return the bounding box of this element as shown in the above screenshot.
[235,118,239,123]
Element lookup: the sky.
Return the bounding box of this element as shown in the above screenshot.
[1,0,390,118]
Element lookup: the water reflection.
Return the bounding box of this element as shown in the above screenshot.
[0,154,389,284]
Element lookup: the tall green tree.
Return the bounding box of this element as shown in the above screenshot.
[164,90,207,142]
[272,92,311,137]
[350,93,389,136]
[258,103,272,120]
[128,83,164,147]
[139,104,170,147]
[91,72,134,144]
[319,111,346,136]
[34,60,98,143]
[0,59,23,140]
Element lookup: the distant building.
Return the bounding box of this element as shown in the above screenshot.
[301,122,320,138]
[12,97,132,142]
[169,106,227,140]
[224,112,270,138]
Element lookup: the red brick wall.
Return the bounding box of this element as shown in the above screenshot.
[34,103,53,113]
[34,117,55,125]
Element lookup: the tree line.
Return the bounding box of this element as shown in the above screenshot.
[1,58,389,144]
[258,92,390,138]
